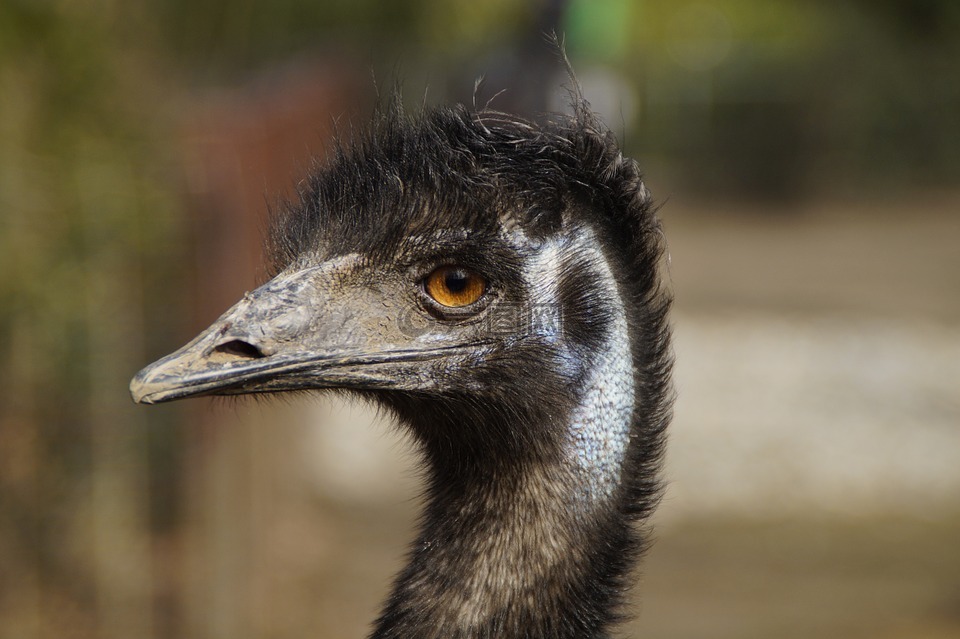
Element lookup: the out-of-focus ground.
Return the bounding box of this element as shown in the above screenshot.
[635,193,960,638]
[213,192,959,639]
[665,194,960,521]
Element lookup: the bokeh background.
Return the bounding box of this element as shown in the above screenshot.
[1,1,958,637]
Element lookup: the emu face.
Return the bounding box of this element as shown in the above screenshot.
[131,230,567,400]
[130,216,613,444]
[132,106,627,430]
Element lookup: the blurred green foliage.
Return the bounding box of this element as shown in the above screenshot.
[0,2,185,634]
[565,0,960,195]
[151,0,535,75]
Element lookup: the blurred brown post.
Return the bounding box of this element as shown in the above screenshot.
[174,59,364,639]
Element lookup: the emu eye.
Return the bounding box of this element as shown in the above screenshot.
[424,265,486,308]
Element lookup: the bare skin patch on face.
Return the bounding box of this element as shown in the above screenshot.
[522,226,635,503]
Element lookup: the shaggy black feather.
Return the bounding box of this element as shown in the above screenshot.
[266,87,673,639]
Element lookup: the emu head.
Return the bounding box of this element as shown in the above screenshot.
[131,102,667,460]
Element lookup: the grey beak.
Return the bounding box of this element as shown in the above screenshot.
[130,267,332,404]
[130,266,484,404]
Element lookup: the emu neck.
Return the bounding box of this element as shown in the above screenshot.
[373,338,638,638]
[372,416,637,638]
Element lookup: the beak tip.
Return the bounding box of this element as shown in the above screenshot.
[129,369,156,405]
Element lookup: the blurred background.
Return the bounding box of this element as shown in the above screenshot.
[1,0,958,637]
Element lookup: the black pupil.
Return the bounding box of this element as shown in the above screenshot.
[444,269,470,294]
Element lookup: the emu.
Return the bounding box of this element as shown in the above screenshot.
[131,86,673,638]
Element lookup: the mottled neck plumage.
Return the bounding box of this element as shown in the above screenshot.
[372,406,640,639]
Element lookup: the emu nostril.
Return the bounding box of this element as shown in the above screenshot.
[214,339,266,359]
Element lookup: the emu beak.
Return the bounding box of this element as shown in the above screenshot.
[130,266,456,405]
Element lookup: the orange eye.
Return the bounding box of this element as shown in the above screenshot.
[424,265,486,308]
